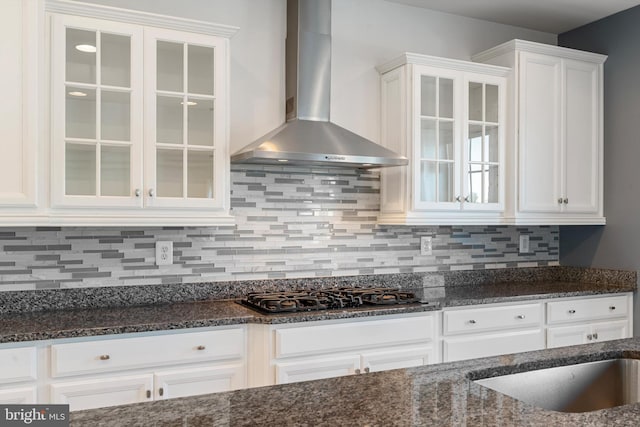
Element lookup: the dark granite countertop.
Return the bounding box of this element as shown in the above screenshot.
[432,280,635,307]
[69,337,640,426]
[0,300,437,344]
[0,278,634,344]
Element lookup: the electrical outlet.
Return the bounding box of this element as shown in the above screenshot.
[155,241,173,266]
[420,236,432,256]
[519,235,530,254]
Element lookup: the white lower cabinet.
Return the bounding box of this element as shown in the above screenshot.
[0,386,38,404]
[274,345,435,385]
[443,329,545,362]
[50,363,246,411]
[264,313,438,385]
[547,320,629,349]
[361,345,434,373]
[275,354,361,384]
[441,293,633,362]
[154,364,245,400]
[0,346,38,404]
[50,374,153,411]
[47,326,246,411]
[442,302,545,362]
[546,294,632,349]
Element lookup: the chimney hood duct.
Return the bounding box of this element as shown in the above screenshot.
[231,0,407,169]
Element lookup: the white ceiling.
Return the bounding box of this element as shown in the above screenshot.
[386,0,640,34]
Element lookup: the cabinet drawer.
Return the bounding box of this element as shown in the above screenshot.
[443,303,542,335]
[0,347,37,384]
[274,315,433,358]
[547,295,629,324]
[51,328,244,377]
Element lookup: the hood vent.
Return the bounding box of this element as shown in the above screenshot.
[230,0,407,169]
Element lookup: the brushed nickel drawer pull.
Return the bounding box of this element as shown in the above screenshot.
[355,369,361,375]
[364,367,370,373]
[159,387,164,397]
[516,315,525,320]
[587,334,593,341]
[146,390,151,399]
[568,309,576,314]
[593,333,598,340]
[196,345,206,351]
[99,355,110,361]
[468,319,476,324]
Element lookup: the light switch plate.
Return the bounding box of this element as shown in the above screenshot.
[155,241,173,265]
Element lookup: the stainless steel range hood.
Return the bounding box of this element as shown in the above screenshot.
[230,0,407,169]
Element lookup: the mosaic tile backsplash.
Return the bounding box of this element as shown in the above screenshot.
[0,166,559,291]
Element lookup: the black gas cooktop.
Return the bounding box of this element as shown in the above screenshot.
[240,287,420,314]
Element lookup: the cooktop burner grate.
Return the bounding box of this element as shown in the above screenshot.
[240,287,419,314]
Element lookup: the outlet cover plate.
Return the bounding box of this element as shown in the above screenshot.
[420,236,433,256]
[155,241,173,265]
[519,235,530,254]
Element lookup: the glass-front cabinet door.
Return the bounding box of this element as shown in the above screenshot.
[414,66,460,210]
[51,16,229,213]
[413,65,504,212]
[463,74,504,211]
[144,27,227,209]
[51,15,143,207]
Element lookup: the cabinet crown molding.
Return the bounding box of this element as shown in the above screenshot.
[45,0,239,38]
[376,52,510,76]
[472,39,607,64]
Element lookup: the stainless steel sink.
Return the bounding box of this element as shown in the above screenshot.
[474,358,640,413]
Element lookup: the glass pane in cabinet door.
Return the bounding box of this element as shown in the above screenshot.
[438,121,454,160]
[101,145,130,196]
[188,45,214,95]
[157,96,183,144]
[66,87,96,139]
[157,149,183,197]
[101,91,130,141]
[485,84,499,123]
[486,125,499,163]
[468,124,483,162]
[420,119,436,159]
[439,78,454,119]
[487,165,499,203]
[66,28,96,84]
[157,41,183,92]
[467,164,483,204]
[437,163,454,202]
[420,76,436,117]
[187,99,214,146]
[420,161,436,202]
[65,143,96,195]
[187,150,213,198]
[101,33,130,87]
[469,82,483,121]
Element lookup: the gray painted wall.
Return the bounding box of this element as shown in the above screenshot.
[559,6,640,270]
[558,6,640,336]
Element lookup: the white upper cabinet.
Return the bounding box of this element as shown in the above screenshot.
[377,53,508,225]
[51,15,143,209]
[143,27,228,210]
[0,0,41,220]
[43,0,236,226]
[473,40,606,225]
